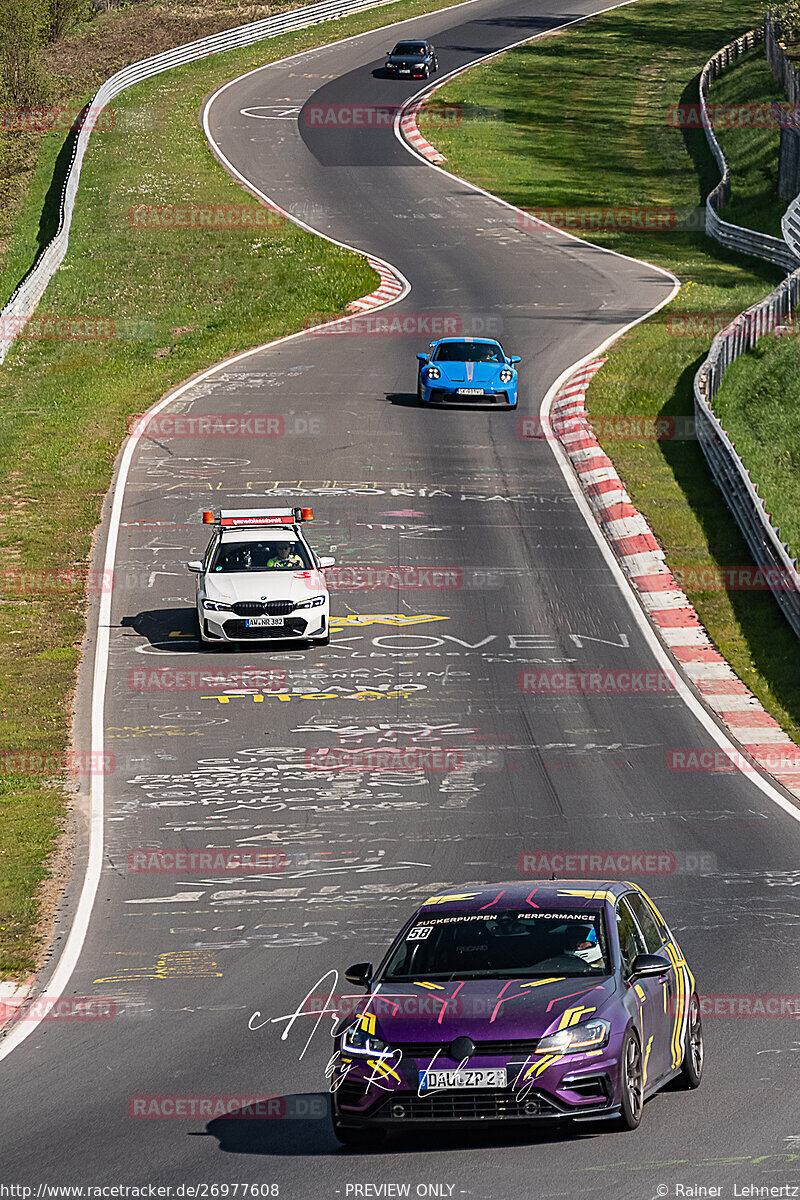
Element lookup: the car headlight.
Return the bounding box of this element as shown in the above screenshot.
[203,600,232,612]
[342,1022,389,1056]
[295,595,326,609]
[499,368,514,383]
[426,365,440,380]
[535,1018,610,1055]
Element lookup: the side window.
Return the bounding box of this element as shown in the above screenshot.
[615,897,647,975]
[204,536,218,570]
[626,892,663,955]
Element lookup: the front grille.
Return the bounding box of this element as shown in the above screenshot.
[231,600,295,616]
[394,1039,541,1057]
[428,389,508,405]
[376,1089,560,1122]
[224,618,307,639]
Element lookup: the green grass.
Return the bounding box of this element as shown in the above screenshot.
[709,48,789,237]
[0,0,474,979]
[426,0,800,744]
[711,332,800,561]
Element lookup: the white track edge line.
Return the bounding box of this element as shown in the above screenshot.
[3,0,794,1067]
[3,0,492,1058]
[389,5,800,822]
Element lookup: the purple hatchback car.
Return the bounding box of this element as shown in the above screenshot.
[330,880,703,1145]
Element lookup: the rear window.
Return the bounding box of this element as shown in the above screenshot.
[382,909,609,981]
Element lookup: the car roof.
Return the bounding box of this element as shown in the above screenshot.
[218,528,303,543]
[415,880,631,916]
[433,337,502,345]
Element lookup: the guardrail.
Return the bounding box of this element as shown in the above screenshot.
[782,187,800,251]
[701,26,800,271]
[695,27,800,636]
[694,279,800,636]
[0,0,402,364]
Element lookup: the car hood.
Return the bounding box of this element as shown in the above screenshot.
[355,977,616,1047]
[204,569,326,604]
[389,54,425,62]
[430,361,510,385]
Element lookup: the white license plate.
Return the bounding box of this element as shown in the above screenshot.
[419,1068,507,1091]
[245,616,283,628]
[457,388,484,395]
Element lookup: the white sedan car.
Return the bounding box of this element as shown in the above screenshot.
[187,507,334,646]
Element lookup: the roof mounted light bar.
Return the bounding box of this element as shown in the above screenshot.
[202,506,313,527]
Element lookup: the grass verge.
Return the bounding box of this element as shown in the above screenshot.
[711,332,800,563]
[0,0,473,979]
[425,0,800,745]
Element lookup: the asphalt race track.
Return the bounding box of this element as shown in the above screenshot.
[2,0,800,1196]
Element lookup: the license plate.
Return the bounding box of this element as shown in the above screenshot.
[457,388,484,395]
[419,1068,507,1091]
[245,616,283,628]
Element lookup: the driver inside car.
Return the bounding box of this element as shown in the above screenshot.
[266,543,304,568]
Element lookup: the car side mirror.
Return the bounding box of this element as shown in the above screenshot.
[345,961,373,989]
[630,953,671,980]
[186,561,203,573]
[416,353,428,362]
[509,355,521,364]
[318,556,336,568]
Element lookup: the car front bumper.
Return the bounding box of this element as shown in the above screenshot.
[332,1051,622,1128]
[200,607,328,642]
[421,382,517,406]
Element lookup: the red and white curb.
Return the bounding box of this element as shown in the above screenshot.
[347,257,405,312]
[551,358,800,799]
[399,97,447,164]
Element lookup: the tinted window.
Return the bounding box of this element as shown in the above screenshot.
[432,342,505,364]
[381,909,609,981]
[626,892,663,954]
[210,540,310,572]
[203,536,219,570]
[392,42,427,55]
[615,897,647,974]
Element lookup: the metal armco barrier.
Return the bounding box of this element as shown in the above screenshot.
[782,187,800,253]
[693,277,800,637]
[700,26,799,271]
[694,26,800,637]
[0,0,402,364]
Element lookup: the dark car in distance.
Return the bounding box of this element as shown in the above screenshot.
[384,40,438,79]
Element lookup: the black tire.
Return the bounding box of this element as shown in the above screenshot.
[617,1030,644,1131]
[417,377,423,402]
[677,994,704,1089]
[332,1119,385,1148]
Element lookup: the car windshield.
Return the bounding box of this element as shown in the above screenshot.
[381,909,609,980]
[432,341,505,364]
[391,42,427,55]
[210,540,311,572]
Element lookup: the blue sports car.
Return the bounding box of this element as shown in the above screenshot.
[330,880,702,1145]
[416,337,520,407]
